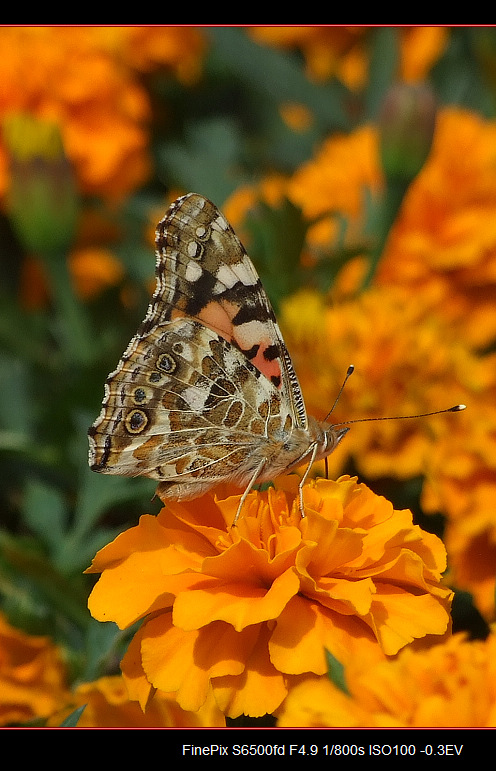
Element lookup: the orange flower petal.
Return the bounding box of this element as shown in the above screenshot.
[212,624,288,719]
[173,567,300,632]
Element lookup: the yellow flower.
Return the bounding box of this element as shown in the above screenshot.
[0,612,69,725]
[278,632,496,727]
[48,675,225,728]
[3,113,78,255]
[87,477,452,719]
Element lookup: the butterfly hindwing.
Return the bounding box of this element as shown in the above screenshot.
[88,315,294,488]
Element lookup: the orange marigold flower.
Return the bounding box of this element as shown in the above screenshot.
[279,286,472,482]
[278,632,496,727]
[250,27,447,89]
[279,102,314,133]
[69,247,124,300]
[378,107,496,348]
[287,124,382,223]
[0,27,154,200]
[97,26,206,84]
[87,476,452,719]
[283,106,496,349]
[420,394,496,620]
[48,675,225,728]
[400,27,449,83]
[0,612,69,726]
[249,26,368,86]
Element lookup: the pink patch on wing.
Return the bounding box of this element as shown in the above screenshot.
[250,343,282,387]
[191,299,283,388]
[196,301,235,342]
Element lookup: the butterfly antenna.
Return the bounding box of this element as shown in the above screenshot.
[323,364,355,422]
[332,403,466,428]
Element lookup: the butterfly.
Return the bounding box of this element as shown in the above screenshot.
[88,192,349,523]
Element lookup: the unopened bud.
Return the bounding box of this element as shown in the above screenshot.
[3,113,78,255]
[379,82,437,182]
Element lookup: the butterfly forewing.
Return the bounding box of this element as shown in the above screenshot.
[153,194,307,426]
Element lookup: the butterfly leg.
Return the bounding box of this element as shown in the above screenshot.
[232,458,266,527]
[297,442,319,518]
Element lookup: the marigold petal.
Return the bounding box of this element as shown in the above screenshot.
[140,613,210,713]
[297,517,365,575]
[87,513,216,628]
[367,586,452,655]
[213,624,288,719]
[306,576,376,616]
[269,597,329,676]
[277,676,370,727]
[120,627,153,712]
[140,612,259,713]
[173,568,300,632]
[88,477,453,719]
[270,596,384,676]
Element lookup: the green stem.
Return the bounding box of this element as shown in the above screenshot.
[42,251,93,366]
[360,178,410,291]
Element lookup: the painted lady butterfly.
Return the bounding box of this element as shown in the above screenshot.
[88,193,350,523]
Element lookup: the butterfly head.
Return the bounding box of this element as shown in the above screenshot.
[308,417,349,462]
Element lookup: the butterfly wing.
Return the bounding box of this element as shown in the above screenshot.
[88,193,308,496]
[88,317,293,491]
[149,193,308,429]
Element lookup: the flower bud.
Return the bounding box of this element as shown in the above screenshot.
[379,82,437,182]
[3,113,78,255]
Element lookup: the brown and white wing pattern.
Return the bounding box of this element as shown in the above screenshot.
[88,194,311,500]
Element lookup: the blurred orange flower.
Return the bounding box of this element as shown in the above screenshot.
[250,26,448,88]
[283,106,496,349]
[0,612,69,726]
[271,101,496,621]
[49,675,225,728]
[288,124,382,222]
[279,286,471,481]
[278,631,496,727]
[249,26,367,87]
[378,108,496,349]
[0,27,205,201]
[87,476,452,719]
[90,26,206,83]
[421,391,496,619]
[69,247,124,300]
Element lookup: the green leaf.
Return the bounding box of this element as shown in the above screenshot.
[0,354,33,434]
[207,27,350,131]
[325,649,350,695]
[244,198,308,307]
[157,117,243,204]
[365,27,400,121]
[52,466,157,574]
[81,619,137,682]
[21,479,67,555]
[0,529,90,634]
[59,705,86,727]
